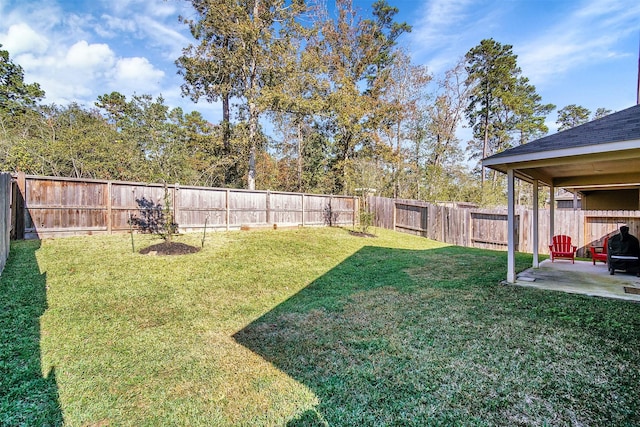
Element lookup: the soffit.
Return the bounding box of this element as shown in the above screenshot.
[486,146,640,189]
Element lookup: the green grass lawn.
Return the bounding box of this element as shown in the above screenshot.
[2,227,640,426]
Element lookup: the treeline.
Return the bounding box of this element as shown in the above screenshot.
[0,1,609,205]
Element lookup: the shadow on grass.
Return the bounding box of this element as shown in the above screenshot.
[0,240,63,426]
[234,245,640,426]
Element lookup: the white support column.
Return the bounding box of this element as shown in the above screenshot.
[532,179,539,268]
[549,185,555,243]
[507,168,516,283]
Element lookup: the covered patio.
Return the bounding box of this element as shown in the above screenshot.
[515,259,640,302]
[482,104,640,288]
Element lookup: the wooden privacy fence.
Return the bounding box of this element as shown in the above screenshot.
[0,173,11,274]
[368,196,640,257]
[12,173,358,240]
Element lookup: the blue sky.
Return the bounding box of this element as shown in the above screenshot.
[1,0,639,135]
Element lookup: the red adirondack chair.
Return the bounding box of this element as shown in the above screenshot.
[549,235,577,263]
[589,236,608,265]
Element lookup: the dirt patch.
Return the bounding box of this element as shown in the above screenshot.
[348,230,377,238]
[139,242,201,256]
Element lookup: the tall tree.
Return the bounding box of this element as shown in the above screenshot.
[0,44,44,115]
[593,107,612,120]
[465,39,519,187]
[556,104,591,131]
[177,1,239,176]
[556,104,612,131]
[313,0,410,194]
[465,39,552,189]
[509,76,555,145]
[178,0,305,190]
[2,102,141,179]
[0,45,46,170]
[179,110,227,187]
[49,104,144,179]
[377,50,431,198]
[421,59,470,201]
[263,9,326,193]
[97,92,202,183]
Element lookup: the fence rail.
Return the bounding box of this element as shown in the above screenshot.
[6,175,639,260]
[12,173,358,239]
[368,196,640,257]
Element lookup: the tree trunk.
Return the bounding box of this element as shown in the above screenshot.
[297,121,303,192]
[482,95,489,189]
[222,93,230,154]
[394,119,401,198]
[247,101,258,190]
[246,0,260,191]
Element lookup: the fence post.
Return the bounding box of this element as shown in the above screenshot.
[1,174,9,272]
[107,181,112,234]
[266,190,271,224]
[10,177,16,240]
[330,194,334,226]
[225,189,230,231]
[301,193,305,227]
[353,196,358,229]
[173,183,180,233]
[392,199,397,231]
[14,172,26,240]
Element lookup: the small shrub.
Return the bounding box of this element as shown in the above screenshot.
[129,197,164,235]
[160,182,178,243]
[358,194,375,234]
[359,210,375,234]
[129,183,178,242]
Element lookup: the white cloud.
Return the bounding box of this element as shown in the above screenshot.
[517,0,640,83]
[101,0,139,14]
[0,1,64,35]
[7,34,164,106]
[147,1,178,18]
[408,0,505,74]
[95,15,137,38]
[66,40,115,69]
[0,0,179,106]
[137,16,190,59]
[99,0,179,19]
[0,23,49,55]
[12,43,113,104]
[411,0,476,48]
[111,57,165,93]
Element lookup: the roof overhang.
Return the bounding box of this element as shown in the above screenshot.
[482,140,640,191]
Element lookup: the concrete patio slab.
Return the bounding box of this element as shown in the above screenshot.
[512,259,640,302]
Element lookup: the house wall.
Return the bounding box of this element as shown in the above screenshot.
[582,189,639,210]
[557,199,581,209]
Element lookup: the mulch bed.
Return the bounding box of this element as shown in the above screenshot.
[139,242,201,255]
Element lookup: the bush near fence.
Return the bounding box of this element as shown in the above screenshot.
[367,196,640,257]
[11,173,358,240]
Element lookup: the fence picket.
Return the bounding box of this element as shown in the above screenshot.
[6,177,640,256]
[9,175,357,239]
[0,173,11,275]
[367,196,640,256]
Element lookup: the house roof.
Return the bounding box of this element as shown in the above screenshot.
[482,104,640,189]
